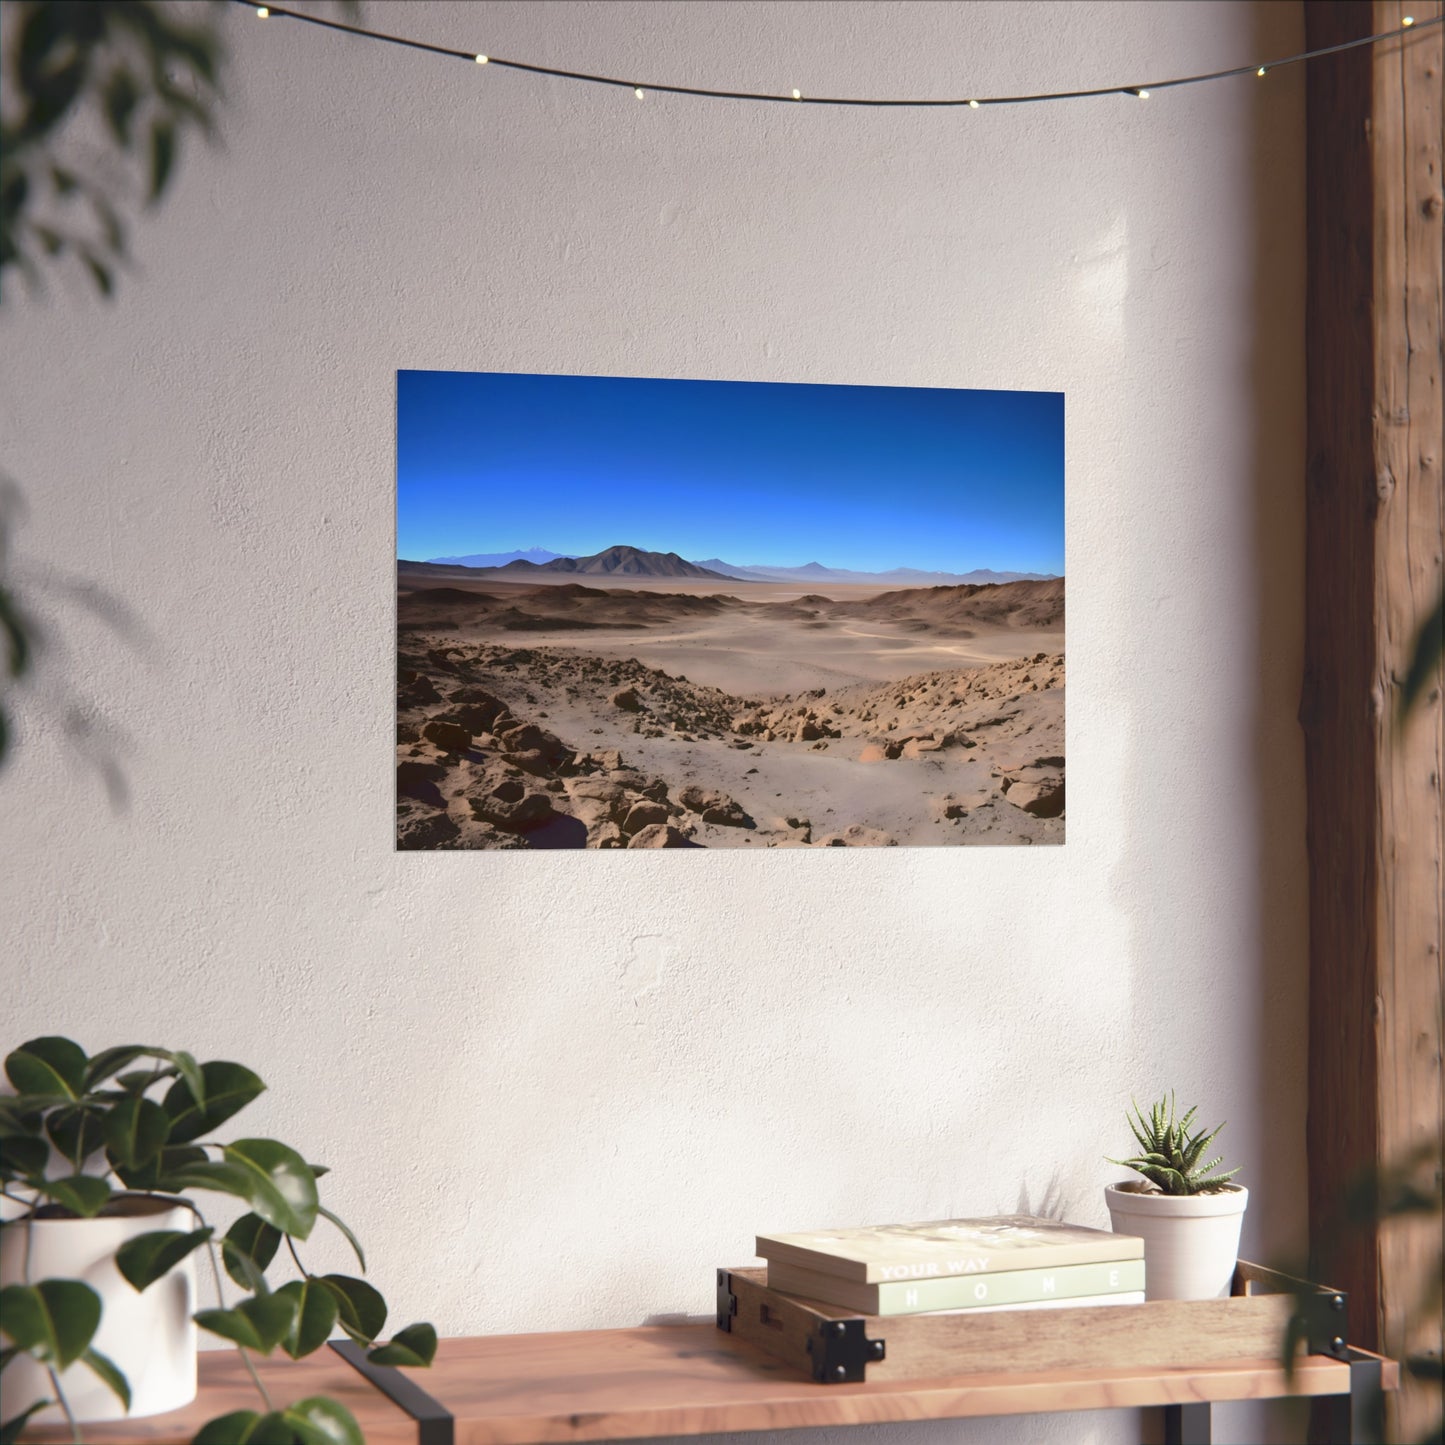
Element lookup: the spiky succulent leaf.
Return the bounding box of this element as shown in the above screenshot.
[1110,1093,1241,1196]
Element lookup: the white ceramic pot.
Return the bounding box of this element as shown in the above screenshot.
[1104,1181,1249,1301]
[0,1194,198,1422]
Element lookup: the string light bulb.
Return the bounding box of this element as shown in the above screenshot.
[475,53,488,64]
[1402,14,1415,24]
[1257,66,1267,77]
[968,99,980,109]
[1135,88,1149,99]
[634,86,644,99]
[255,4,268,14]
[792,88,802,100]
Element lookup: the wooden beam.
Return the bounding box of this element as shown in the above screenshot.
[1303,2,1444,1439]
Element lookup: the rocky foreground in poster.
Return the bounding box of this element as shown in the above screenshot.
[396,553,1063,849]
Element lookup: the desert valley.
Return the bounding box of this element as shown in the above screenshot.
[396,545,1064,849]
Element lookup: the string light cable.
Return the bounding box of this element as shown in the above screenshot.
[236,2,1439,108]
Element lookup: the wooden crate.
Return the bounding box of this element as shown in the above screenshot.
[717,1261,1352,1384]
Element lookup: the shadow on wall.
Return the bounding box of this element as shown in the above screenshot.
[1112,2,1309,1443]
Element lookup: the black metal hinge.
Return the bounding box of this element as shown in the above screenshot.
[716,1268,738,1331]
[805,1317,886,1383]
[1299,1284,1351,1361]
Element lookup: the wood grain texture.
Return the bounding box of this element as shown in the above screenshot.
[427,1325,1394,1445]
[18,1349,418,1445]
[1372,8,1445,1442]
[1303,0,1387,1363]
[729,1266,1296,1383]
[1304,3,1444,1439]
[14,1323,1399,1445]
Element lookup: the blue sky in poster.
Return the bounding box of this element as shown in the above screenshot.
[397,370,1064,575]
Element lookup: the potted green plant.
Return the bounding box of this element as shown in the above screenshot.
[1104,1092,1248,1301]
[0,1036,436,1443]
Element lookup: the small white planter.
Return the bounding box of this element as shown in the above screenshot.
[1105,1181,1249,1301]
[0,1194,198,1423]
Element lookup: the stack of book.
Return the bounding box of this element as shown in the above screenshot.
[756,1215,1145,1316]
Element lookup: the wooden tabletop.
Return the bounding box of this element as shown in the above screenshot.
[22,1323,1399,1445]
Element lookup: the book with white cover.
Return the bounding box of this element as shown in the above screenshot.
[756,1215,1143,1284]
[939,1291,1145,1315]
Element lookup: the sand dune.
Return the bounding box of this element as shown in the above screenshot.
[845,577,1065,631]
[397,570,1064,849]
[398,569,1064,687]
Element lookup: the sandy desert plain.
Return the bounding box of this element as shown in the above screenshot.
[396,551,1064,849]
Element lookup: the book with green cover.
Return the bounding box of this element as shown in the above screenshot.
[766,1256,1146,1315]
[756,1215,1143,1284]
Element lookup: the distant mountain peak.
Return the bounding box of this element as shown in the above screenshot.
[498,545,733,581]
[691,557,1059,586]
[426,547,567,569]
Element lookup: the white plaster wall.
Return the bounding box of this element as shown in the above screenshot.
[1,2,1307,1441]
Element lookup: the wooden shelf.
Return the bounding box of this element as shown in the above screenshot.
[20,1322,1399,1445]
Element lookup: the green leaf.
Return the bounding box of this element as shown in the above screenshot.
[276,1278,339,1359]
[169,1051,205,1111]
[5,1037,87,1099]
[0,1280,101,1368]
[114,1066,175,1093]
[192,1411,297,1445]
[223,1213,281,1289]
[116,1226,213,1291]
[164,1158,256,1203]
[0,1134,48,1180]
[220,1139,318,1240]
[282,1397,364,1445]
[46,1104,108,1167]
[1,1400,53,1445]
[35,1173,112,1216]
[194,1292,298,1355]
[85,1045,158,1090]
[113,1141,207,1192]
[85,1046,202,1108]
[0,1095,46,1136]
[318,1206,365,1273]
[318,1275,385,1346]
[194,1413,261,1445]
[367,1322,437,1368]
[193,1411,264,1445]
[218,1245,268,1295]
[103,1094,171,1169]
[81,1346,131,1409]
[162,1061,264,1144]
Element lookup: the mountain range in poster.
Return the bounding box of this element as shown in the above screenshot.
[396,371,1065,851]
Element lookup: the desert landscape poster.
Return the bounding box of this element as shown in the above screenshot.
[396,370,1064,850]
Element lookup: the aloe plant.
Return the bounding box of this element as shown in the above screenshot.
[0,1036,436,1444]
[1108,1092,1241,1196]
